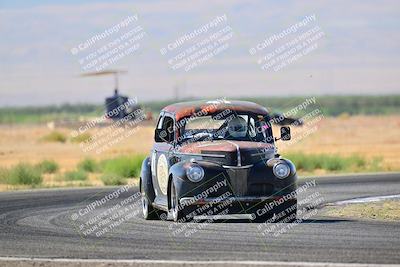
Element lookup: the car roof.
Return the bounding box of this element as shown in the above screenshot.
[162,100,269,121]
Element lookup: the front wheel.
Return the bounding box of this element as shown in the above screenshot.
[277,199,297,223]
[141,179,163,220]
[169,183,192,222]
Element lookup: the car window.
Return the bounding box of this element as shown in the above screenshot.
[162,116,173,131]
[179,114,273,143]
[185,117,225,130]
[161,115,174,142]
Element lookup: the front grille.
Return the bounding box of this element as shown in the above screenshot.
[225,168,275,197]
[248,183,274,196]
[226,169,248,197]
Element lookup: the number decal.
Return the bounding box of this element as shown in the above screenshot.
[156,154,169,195]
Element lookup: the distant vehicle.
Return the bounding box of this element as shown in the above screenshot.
[140,100,298,223]
[105,89,141,121]
[81,70,142,121]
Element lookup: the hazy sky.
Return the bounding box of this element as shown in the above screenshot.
[0,0,399,106]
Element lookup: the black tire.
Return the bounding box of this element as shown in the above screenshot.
[169,183,192,222]
[140,179,164,220]
[277,199,297,223]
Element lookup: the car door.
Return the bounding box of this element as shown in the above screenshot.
[151,113,175,198]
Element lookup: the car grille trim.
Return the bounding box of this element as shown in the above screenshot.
[227,169,248,197]
[226,141,241,167]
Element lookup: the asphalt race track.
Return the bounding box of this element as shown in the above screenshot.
[0,173,399,264]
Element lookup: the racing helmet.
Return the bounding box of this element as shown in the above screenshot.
[227,116,248,138]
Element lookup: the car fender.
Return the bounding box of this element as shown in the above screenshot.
[280,158,297,177]
[167,161,186,209]
[140,157,156,203]
[167,160,228,209]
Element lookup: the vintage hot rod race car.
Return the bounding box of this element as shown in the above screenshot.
[140,100,297,222]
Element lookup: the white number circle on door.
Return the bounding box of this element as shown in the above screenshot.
[156,154,169,195]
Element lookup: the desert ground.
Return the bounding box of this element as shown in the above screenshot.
[0,115,399,190]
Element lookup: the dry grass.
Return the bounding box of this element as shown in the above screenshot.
[276,115,400,172]
[0,116,399,190]
[0,124,154,170]
[324,200,400,221]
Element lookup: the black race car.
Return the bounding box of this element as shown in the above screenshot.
[140,100,297,222]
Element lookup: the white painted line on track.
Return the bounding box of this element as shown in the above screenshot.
[331,194,400,205]
[0,257,399,267]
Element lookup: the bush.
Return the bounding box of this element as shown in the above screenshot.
[77,158,98,173]
[71,133,92,143]
[63,170,88,181]
[40,131,67,143]
[285,153,321,171]
[350,155,366,168]
[8,163,42,185]
[36,160,59,174]
[0,168,10,184]
[321,155,349,171]
[367,156,383,172]
[100,173,127,186]
[285,152,366,173]
[101,154,146,178]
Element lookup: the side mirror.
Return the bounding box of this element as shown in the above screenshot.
[280,126,291,141]
[155,129,173,143]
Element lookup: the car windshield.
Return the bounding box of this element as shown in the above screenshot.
[178,113,274,143]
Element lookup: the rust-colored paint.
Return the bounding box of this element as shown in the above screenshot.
[162,100,269,121]
[178,140,274,154]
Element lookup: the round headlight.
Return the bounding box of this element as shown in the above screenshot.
[186,165,205,182]
[273,163,290,179]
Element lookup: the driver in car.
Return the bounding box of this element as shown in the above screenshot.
[226,116,248,140]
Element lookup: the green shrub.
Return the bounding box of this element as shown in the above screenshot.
[285,152,364,173]
[77,158,98,173]
[0,168,10,184]
[8,163,42,185]
[348,155,366,168]
[40,131,67,143]
[367,156,383,172]
[36,160,59,174]
[100,173,127,186]
[101,154,145,178]
[286,153,321,171]
[321,155,349,171]
[71,133,92,143]
[63,170,88,181]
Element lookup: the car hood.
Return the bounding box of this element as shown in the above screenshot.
[177,140,276,166]
[178,140,273,153]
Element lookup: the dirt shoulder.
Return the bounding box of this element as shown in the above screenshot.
[323,200,400,221]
